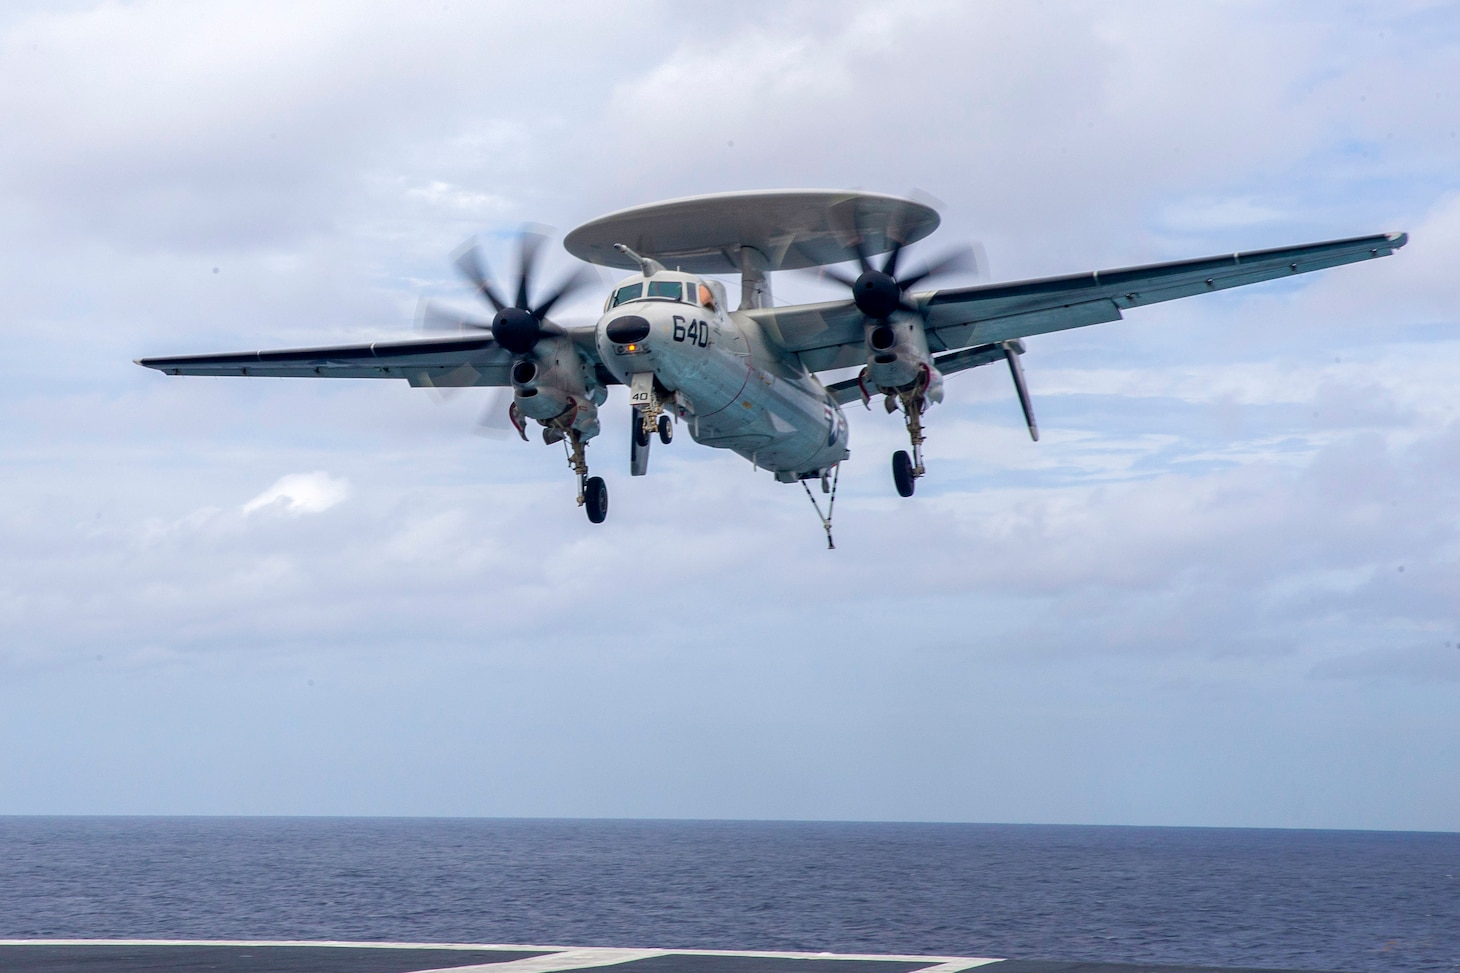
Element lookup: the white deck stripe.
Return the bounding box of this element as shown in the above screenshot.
[0,940,1006,971]
[905,961,1004,972]
[419,953,1007,973]
[415,947,669,973]
[0,935,551,940]
[0,935,557,940]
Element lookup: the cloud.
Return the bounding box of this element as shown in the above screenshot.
[242,471,352,516]
[0,0,1458,825]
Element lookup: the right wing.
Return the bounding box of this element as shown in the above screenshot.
[920,231,1408,352]
[751,232,1407,372]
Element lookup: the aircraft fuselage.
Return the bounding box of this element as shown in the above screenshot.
[592,272,848,480]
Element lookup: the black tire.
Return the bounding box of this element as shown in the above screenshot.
[657,414,673,444]
[632,410,651,448]
[584,476,608,523]
[892,450,915,497]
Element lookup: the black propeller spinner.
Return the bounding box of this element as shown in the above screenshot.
[823,236,979,323]
[448,230,596,355]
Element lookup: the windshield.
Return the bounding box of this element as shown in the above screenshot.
[646,280,682,301]
[610,282,643,308]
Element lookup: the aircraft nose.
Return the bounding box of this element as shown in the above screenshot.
[605,315,651,343]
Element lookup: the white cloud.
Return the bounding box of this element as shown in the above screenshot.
[0,0,1458,826]
[242,471,352,516]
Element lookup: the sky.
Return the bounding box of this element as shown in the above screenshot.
[0,0,1457,830]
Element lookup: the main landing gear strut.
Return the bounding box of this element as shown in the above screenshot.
[564,430,607,524]
[888,386,928,498]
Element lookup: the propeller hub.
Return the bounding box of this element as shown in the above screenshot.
[853,271,902,320]
[493,307,541,355]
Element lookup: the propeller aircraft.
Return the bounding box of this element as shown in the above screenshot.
[138,190,1407,546]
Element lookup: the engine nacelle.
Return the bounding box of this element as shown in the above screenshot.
[863,318,939,397]
[510,337,604,438]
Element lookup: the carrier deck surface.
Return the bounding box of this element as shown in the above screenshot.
[0,940,1346,973]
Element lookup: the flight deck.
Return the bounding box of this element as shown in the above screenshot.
[0,941,1346,973]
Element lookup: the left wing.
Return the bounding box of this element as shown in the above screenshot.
[752,232,1407,372]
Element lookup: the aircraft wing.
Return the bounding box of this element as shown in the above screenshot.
[137,331,614,388]
[752,232,1408,372]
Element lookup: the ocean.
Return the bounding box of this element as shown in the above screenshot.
[0,818,1454,973]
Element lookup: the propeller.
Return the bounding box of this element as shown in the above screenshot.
[416,228,592,438]
[422,229,597,355]
[820,236,984,322]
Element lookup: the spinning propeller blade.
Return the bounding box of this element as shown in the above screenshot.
[416,297,494,334]
[817,265,858,289]
[898,246,980,291]
[449,228,596,356]
[452,243,508,314]
[812,233,985,324]
[514,231,546,310]
[531,264,597,321]
[472,387,519,439]
[424,229,597,437]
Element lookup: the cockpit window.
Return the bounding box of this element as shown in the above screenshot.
[646,280,682,301]
[611,282,643,308]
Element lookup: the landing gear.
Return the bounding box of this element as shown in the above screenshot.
[584,475,608,524]
[564,430,608,524]
[892,450,915,497]
[630,372,667,447]
[657,414,673,444]
[887,371,931,498]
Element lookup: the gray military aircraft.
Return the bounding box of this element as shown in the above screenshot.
[138,190,1406,545]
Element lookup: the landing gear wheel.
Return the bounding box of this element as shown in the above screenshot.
[657,414,673,444]
[584,476,608,523]
[892,450,916,498]
[633,419,651,448]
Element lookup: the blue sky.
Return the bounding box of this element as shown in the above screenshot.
[0,0,1457,829]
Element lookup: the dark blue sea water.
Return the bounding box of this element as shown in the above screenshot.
[0,819,1454,973]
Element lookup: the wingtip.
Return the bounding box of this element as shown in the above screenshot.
[1387,231,1409,248]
